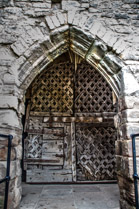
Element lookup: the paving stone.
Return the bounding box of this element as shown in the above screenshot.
[20,184,120,209]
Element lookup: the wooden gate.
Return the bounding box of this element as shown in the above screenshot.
[24,56,117,183]
[75,62,117,181]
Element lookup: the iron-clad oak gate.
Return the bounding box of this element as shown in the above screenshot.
[24,56,117,183]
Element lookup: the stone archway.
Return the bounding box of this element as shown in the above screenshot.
[18,16,139,206]
[0,11,139,209]
[23,52,118,183]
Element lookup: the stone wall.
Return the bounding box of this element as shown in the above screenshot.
[0,0,139,208]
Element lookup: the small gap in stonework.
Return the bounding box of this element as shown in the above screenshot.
[51,0,62,9]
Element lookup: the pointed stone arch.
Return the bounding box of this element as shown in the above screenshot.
[18,23,124,98]
[5,11,139,209]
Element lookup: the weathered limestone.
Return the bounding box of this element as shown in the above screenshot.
[0,1,139,209]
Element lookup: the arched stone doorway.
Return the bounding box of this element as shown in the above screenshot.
[23,52,118,183]
[0,6,138,207]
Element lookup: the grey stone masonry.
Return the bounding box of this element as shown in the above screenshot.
[0,0,139,209]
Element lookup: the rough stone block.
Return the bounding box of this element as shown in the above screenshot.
[32,2,51,8]
[70,40,88,58]
[0,110,21,129]
[82,15,94,31]
[41,36,54,51]
[34,8,50,17]
[119,96,139,111]
[0,147,16,161]
[24,9,35,17]
[86,40,107,63]
[120,123,139,140]
[89,8,101,13]
[47,41,69,61]
[57,12,65,25]
[118,175,135,207]
[103,53,124,74]
[68,10,77,24]
[81,3,89,8]
[3,72,18,85]
[120,199,135,209]
[0,161,16,179]
[11,56,26,73]
[102,31,118,48]
[116,139,139,157]
[0,128,22,147]
[78,14,88,28]
[122,45,139,61]
[11,38,29,56]
[117,156,132,179]
[9,178,22,209]
[96,25,107,39]
[121,67,139,96]
[50,26,69,46]
[26,44,44,65]
[113,38,128,54]
[0,47,15,66]
[70,26,94,52]
[15,144,22,160]
[0,96,19,110]
[121,109,139,123]
[72,13,81,26]
[90,21,102,36]
[51,15,61,27]
[27,27,44,42]
[0,33,16,44]
[45,16,55,30]
[117,156,139,180]
[62,1,80,11]
[16,160,22,177]
[18,61,32,81]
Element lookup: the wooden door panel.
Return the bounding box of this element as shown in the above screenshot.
[26,134,42,159]
[42,140,64,165]
[24,59,117,183]
[43,134,63,140]
[76,124,117,181]
[26,168,72,183]
[42,140,63,153]
[43,128,64,135]
[41,153,64,165]
[24,116,72,182]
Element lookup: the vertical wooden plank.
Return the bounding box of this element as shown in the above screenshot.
[24,102,31,131]
[71,122,76,182]
[63,124,72,169]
